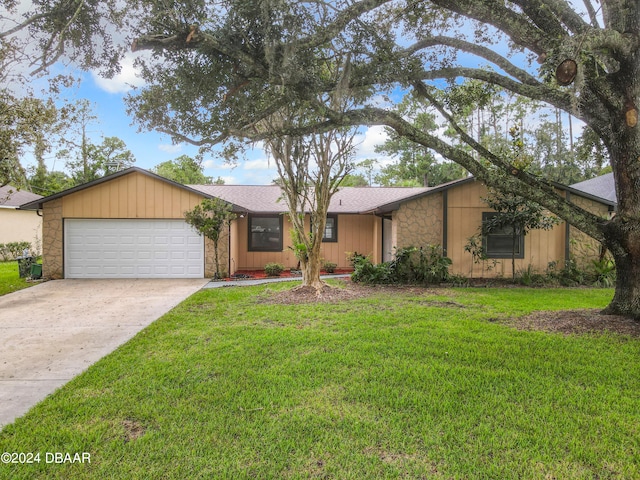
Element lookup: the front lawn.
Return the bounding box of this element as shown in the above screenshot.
[0,261,31,296]
[1,284,637,479]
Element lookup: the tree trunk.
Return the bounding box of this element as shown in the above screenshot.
[601,222,640,319]
[300,255,325,290]
[299,230,326,291]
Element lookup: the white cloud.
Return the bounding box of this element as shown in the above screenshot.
[220,176,236,184]
[355,125,390,159]
[203,159,235,170]
[158,143,184,154]
[243,158,273,170]
[92,54,146,94]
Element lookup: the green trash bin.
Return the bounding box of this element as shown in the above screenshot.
[30,263,42,279]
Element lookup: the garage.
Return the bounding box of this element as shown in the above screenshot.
[18,168,229,279]
[64,219,204,279]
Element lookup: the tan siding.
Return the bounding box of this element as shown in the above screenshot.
[62,172,204,218]
[372,216,382,264]
[446,181,566,278]
[233,213,375,271]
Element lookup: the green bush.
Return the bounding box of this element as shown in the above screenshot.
[322,261,337,273]
[0,242,32,262]
[264,263,285,277]
[592,258,616,287]
[351,256,393,284]
[351,245,452,285]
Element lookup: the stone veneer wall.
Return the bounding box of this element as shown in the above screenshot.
[569,195,610,269]
[42,198,64,279]
[204,227,230,278]
[393,193,444,249]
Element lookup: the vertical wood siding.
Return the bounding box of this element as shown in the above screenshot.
[61,172,205,218]
[232,214,377,271]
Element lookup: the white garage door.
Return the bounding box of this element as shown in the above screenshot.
[64,219,204,278]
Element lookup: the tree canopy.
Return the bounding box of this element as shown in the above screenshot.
[152,155,213,184]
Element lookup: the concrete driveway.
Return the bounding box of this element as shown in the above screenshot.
[0,278,208,428]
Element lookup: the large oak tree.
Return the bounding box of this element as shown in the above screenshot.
[4,0,640,316]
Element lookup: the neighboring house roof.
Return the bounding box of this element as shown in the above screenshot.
[190,184,430,214]
[570,173,617,204]
[0,185,42,208]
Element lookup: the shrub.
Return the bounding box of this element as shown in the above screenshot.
[592,258,616,287]
[351,245,452,285]
[0,241,32,261]
[516,265,546,286]
[351,255,392,284]
[264,263,285,277]
[322,261,337,273]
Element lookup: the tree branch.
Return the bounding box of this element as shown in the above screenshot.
[291,0,392,51]
[30,0,86,76]
[0,11,50,39]
[402,35,539,85]
[428,0,551,54]
[406,66,575,115]
[510,0,590,35]
[581,0,601,28]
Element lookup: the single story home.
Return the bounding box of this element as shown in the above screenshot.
[19,167,615,279]
[0,185,43,255]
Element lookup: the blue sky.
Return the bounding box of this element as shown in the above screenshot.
[31,61,392,186]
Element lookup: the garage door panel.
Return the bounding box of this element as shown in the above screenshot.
[64,219,204,278]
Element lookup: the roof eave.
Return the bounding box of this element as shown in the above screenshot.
[373,177,474,214]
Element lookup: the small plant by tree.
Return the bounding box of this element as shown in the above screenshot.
[464,234,489,279]
[482,189,560,280]
[264,263,285,277]
[184,198,236,280]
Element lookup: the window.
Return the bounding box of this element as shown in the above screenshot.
[322,215,338,242]
[249,215,283,251]
[482,212,524,259]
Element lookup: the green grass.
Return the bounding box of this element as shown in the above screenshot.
[0,261,31,296]
[1,284,637,479]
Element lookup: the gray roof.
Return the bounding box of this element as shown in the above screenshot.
[0,185,42,208]
[189,184,430,214]
[570,173,617,204]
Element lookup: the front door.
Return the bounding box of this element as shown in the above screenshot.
[382,217,393,262]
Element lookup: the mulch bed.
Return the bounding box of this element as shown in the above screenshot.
[505,309,640,338]
[229,269,352,281]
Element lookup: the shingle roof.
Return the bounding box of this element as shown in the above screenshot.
[570,173,617,204]
[188,184,431,214]
[0,185,42,208]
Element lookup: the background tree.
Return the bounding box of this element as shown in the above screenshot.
[152,155,213,184]
[339,173,368,187]
[63,136,135,185]
[0,91,63,189]
[184,198,236,279]
[27,169,73,196]
[375,95,466,186]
